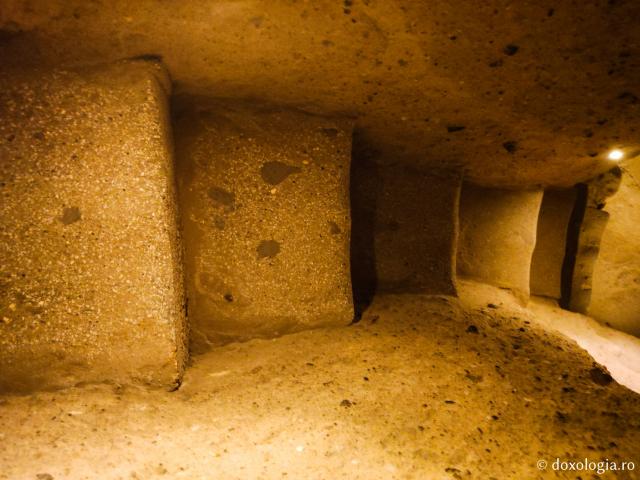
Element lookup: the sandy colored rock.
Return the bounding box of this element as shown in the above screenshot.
[530,188,576,299]
[2,0,639,188]
[0,61,187,393]
[1,287,639,479]
[351,163,460,304]
[457,184,543,302]
[174,100,353,351]
[568,169,622,314]
[589,160,640,336]
[569,207,609,313]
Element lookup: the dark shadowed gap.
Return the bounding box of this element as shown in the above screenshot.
[349,129,380,321]
[560,183,588,310]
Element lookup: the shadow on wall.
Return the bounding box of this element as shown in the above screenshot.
[350,130,380,317]
[560,183,589,311]
[530,187,577,303]
[350,129,461,318]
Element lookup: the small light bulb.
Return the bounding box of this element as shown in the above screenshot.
[608,149,624,161]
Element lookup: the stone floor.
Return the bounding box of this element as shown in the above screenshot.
[1,284,639,479]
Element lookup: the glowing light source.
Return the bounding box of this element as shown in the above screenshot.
[607,149,624,161]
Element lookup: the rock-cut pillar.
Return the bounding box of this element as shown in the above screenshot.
[0,61,187,392]
[174,102,354,351]
[457,183,543,303]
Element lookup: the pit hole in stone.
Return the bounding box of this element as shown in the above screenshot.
[257,240,281,259]
[60,206,81,225]
[260,161,301,185]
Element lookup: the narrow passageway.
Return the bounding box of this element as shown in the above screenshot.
[1,1,640,479]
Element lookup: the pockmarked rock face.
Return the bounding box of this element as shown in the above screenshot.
[2,0,639,187]
[0,61,187,393]
[351,163,461,302]
[589,160,640,336]
[457,184,543,303]
[174,101,354,351]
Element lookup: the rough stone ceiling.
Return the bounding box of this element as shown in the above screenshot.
[1,0,639,187]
